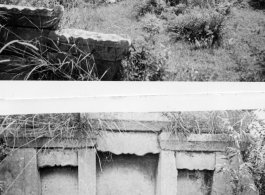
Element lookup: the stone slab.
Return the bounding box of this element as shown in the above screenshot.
[38,149,78,168]
[175,152,216,170]
[5,137,96,149]
[78,149,96,195]
[48,29,131,61]
[159,133,247,152]
[97,131,160,155]
[0,5,63,29]
[156,151,178,195]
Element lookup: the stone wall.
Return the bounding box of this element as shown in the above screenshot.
[0,4,131,80]
[0,113,259,195]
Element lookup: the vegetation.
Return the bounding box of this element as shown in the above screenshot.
[0,0,264,81]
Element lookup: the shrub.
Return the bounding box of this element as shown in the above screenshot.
[167,7,224,48]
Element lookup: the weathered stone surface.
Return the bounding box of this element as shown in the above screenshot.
[176,152,216,170]
[78,149,96,195]
[5,137,96,149]
[159,133,243,152]
[0,149,40,195]
[24,148,40,195]
[38,149,78,168]
[83,112,170,131]
[156,151,178,195]
[40,166,78,195]
[48,29,131,61]
[0,4,64,29]
[97,153,158,195]
[0,150,25,195]
[97,131,160,155]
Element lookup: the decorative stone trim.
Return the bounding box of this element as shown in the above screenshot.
[38,149,78,168]
[48,29,131,61]
[0,4,64,29]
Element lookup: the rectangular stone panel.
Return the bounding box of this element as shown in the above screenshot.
[96,153,158,195]
[176,152,216,170]
[5,137,96,149]
[78,149,96,195]
[40,166,78,195]
[97,131,160,156]
[38,149,78,168]
[159,133,239,152]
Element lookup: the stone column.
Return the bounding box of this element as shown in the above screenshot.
[156,151,178,195]
[24,149,40,195]
[78,148,96,195]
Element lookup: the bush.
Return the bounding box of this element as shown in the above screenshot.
[167,7,224,48]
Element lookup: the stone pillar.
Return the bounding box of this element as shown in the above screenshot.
[24,149,40,195]
[0,149,40,195]
[156,151,177,195]
[78,148,96,195]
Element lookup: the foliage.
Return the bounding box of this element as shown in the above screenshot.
[163,110,254,135]
[167,7,225,48]
[121,13,166,81]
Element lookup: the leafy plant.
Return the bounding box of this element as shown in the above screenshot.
[167,7,224,48]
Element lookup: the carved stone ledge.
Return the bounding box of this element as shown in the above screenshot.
[0,4,64,29]
[48,29,131,61]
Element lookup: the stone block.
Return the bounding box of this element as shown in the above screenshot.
[38,149,78,168]
[175,152,216,170]
[0,5,63,30]
[78,149,96,195]
[48,29,131,61]
[156,151,178,195]
[97,131,160,156]
[159,133,241,152]
[5,137,96,149]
